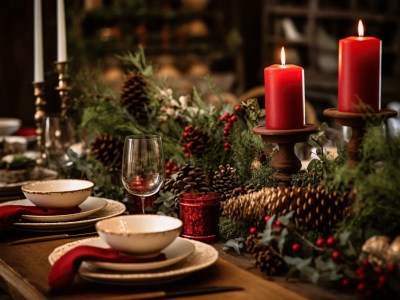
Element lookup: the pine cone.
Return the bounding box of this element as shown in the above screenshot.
[182,126,209,156]
[169,164,210,198]
[246,234,286,275]
[222,185,351,232]
[90,134,123,170]
[266,185,350,233]
[120,71,149,124]
[221,189,272,223]
[161,177,175,193]
[211,165,241,201]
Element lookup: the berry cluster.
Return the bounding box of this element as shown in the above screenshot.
[165,160,179,176]
[219,105,241,152]
[181,126,195,157]
[342,259,397,297]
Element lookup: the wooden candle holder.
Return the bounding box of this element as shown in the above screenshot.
[323,108,397,165]
[253,124,319,186]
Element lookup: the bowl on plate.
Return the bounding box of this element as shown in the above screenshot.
[0,118,21,136]
[21,179,94,209]
[96,215,183,257]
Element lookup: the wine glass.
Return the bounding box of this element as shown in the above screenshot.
[121,135,165,214]
[43,114,75,174]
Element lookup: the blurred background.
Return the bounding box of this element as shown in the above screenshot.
[1,0,400,129]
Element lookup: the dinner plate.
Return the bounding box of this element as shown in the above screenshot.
[49,237,218,285]
[0,167,58,196]
[82,237,195,272]
[18,197,108,222]
[9,200,126,232]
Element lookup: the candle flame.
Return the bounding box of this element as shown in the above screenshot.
[358,20,364,37]
[281,47,286,66]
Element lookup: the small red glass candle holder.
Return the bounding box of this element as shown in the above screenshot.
[179,192,221,243]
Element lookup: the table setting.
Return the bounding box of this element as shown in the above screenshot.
[2,1,400,299]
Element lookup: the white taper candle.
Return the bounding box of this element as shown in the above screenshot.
[34,0,44,82]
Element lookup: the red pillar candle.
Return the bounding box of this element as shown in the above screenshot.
[264,47,305,129]
[338,20,381,112]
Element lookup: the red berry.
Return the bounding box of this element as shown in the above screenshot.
[223,131,229,137]
[378,275,387,286]
[183,132,189,137]
[356,268,365,280]
[187,142,194,148]
[387,263,397,274]
[326,237,336,247]
[274,220,282,227]
[224,112,231,118]
[375,266,384,274]
[181,146,187,152]
[234,105,242,112]
[172,166,179,172]
[341,278,350,287]
[316,238,325,247]
[264,215,271,222]
[219,116,226,122]
[292,243,301,252]
[224,123,231,130]
[184,126,192,131]
[166,169,171,175]
[224,147,230,152]
[166,162,172,168]
[224,142,230,147]
[361,259,370,268]
[357,282,366,292]
[332,250,341,261]
[249,227,257,234]
[230,115,237,122]
[185,153,191,157]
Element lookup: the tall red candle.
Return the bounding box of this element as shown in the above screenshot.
[264,47,305,129]
[338,20,381,112]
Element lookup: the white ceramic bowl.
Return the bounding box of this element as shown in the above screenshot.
[96,215,183,257]
[0,118,21,136]
[21,179,94,209]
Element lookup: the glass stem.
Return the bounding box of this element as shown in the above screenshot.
[140,197,145,214]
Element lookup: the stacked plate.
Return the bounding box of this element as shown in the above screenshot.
[0,197,126,232]
[48,237,219,285]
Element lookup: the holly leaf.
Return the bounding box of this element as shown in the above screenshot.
[283,255,304,267]
[338,231,351,247]
[223,238,244,255]
[277,228,288,252]
[277,211,294,226]
[300,266,319,284]
[315,256,336,271]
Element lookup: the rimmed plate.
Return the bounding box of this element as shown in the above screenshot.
[9,200,126,232]
[0,167,58,196]
[18,197,108,222]
[48,237,218,285]
[82,237,195,272]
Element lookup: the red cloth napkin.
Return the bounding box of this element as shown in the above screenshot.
[48,245,167,290]
[0,205,81,231]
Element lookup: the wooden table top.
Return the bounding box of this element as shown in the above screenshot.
[0,229,310,300]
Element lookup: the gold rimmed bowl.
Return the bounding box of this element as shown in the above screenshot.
[96,215,183,257]
[21,179,94,209]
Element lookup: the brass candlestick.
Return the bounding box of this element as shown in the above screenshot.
[55,61,70,117]
[323,108,397,165]
[32,81,46,157]
[253,124,319,186]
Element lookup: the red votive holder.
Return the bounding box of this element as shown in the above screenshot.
[179,193,221,243]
